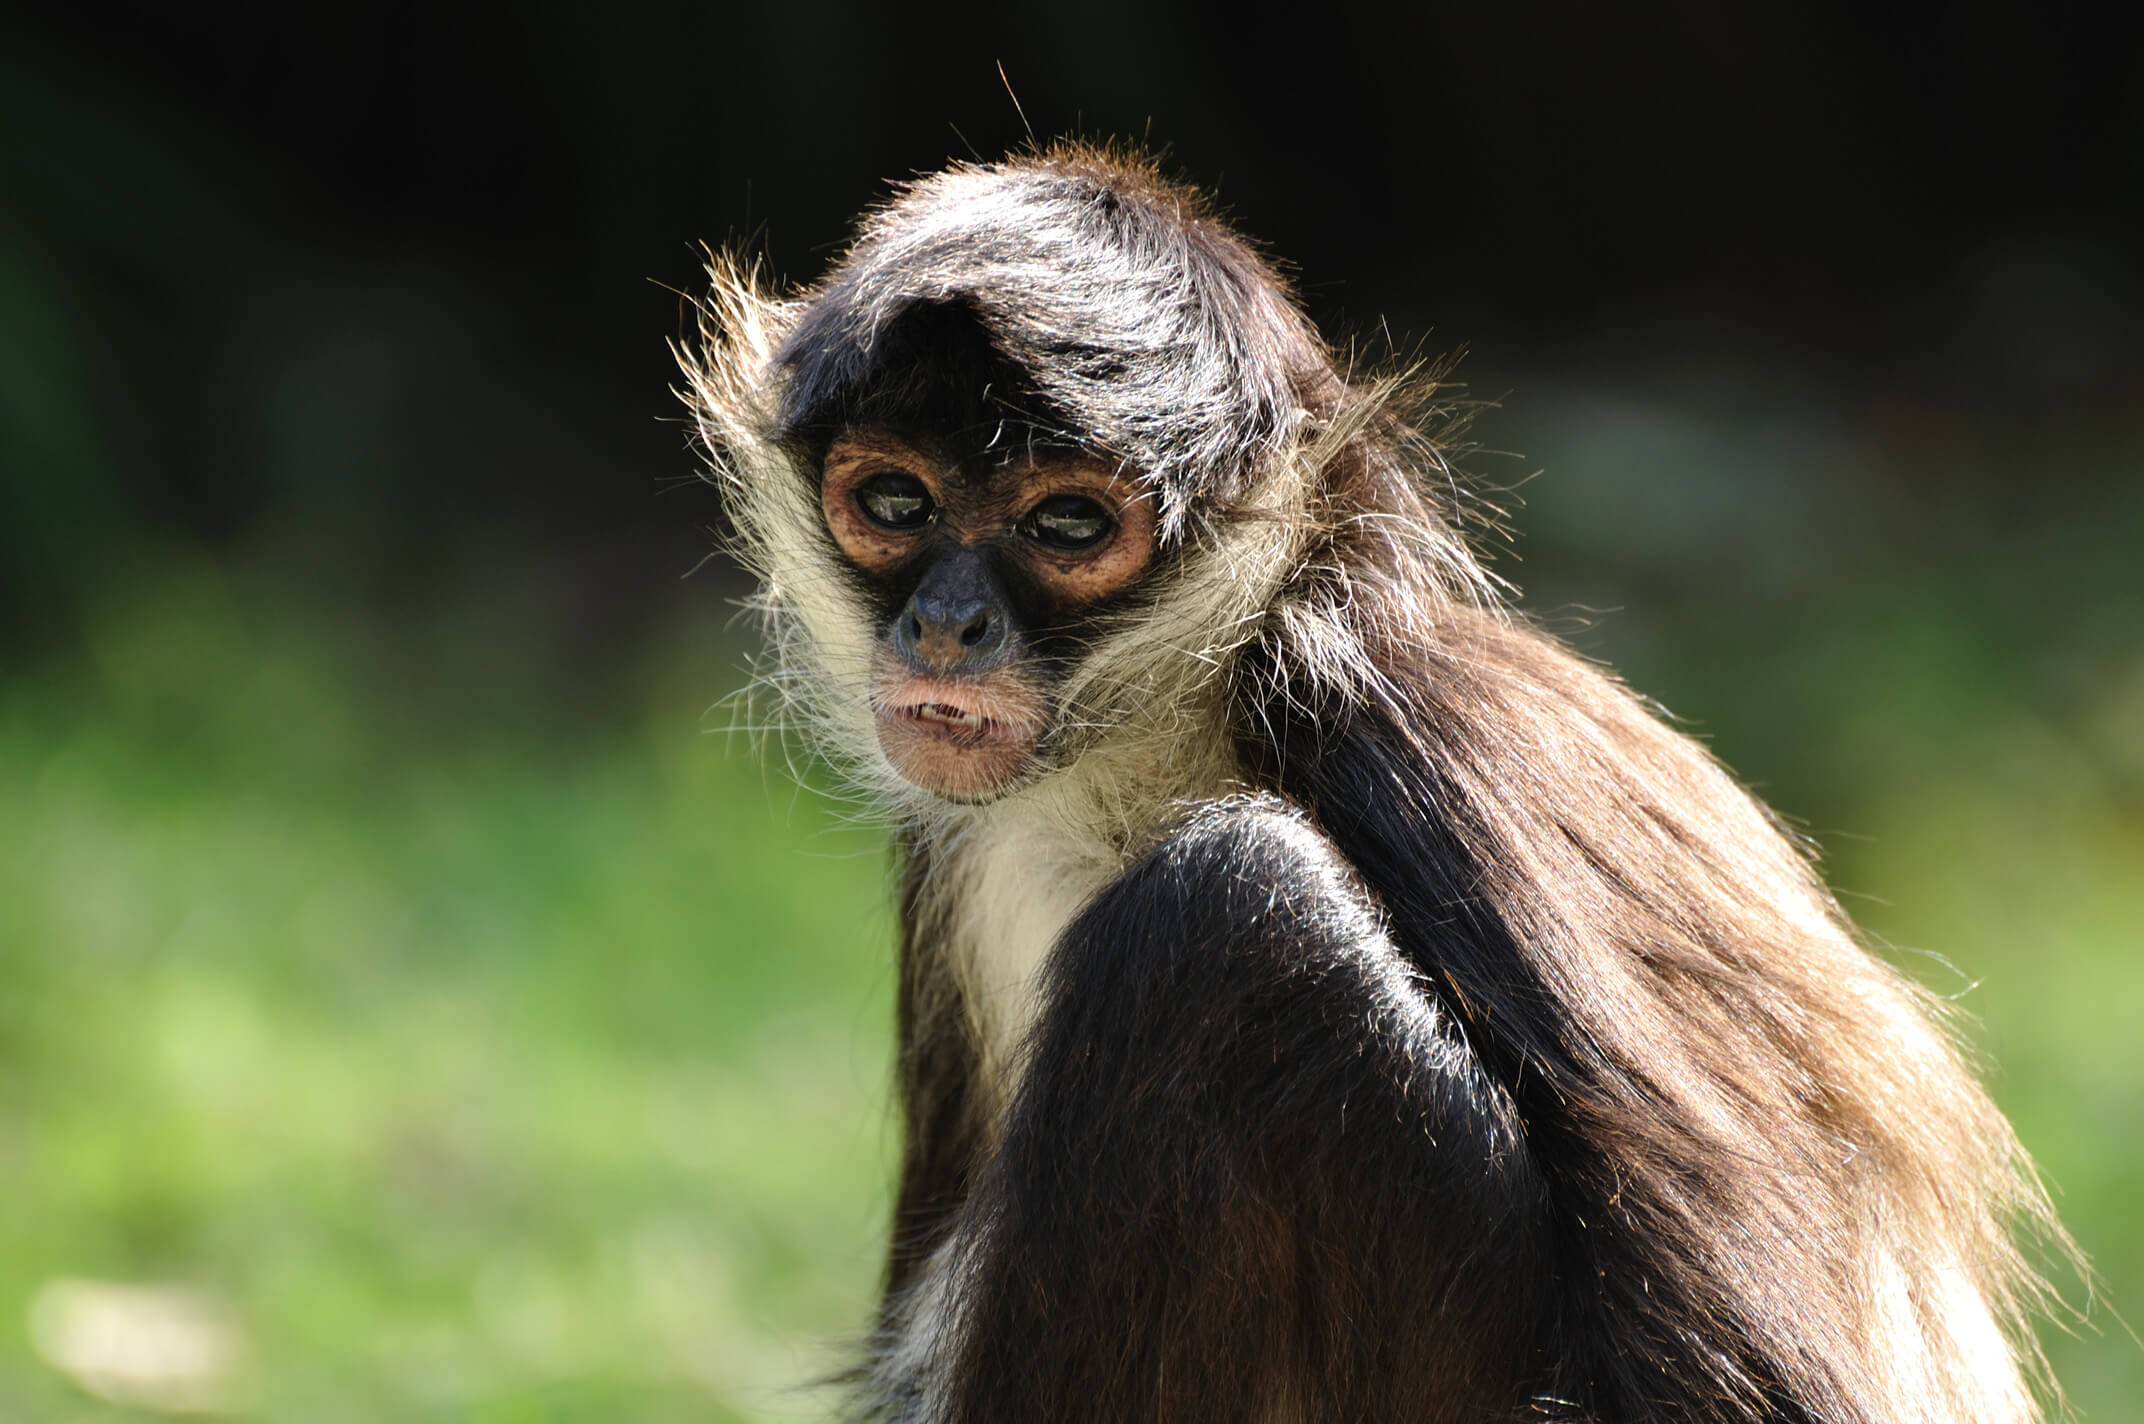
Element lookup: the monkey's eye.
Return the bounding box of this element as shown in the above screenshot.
[855,473,935,531]
[1021,495,1113,553]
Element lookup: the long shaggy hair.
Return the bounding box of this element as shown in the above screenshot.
[680,142,2073,1422]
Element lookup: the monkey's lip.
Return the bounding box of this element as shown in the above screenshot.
[870,675,1046,800]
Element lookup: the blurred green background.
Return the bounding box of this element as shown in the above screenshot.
[2,3,2138,1418]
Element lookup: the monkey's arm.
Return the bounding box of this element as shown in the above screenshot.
[915,798,1551,1424]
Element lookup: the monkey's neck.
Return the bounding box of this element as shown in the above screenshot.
[916,697,1249,1116]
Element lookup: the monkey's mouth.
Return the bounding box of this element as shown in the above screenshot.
[870,668,1047,801]
[905,701,994,738]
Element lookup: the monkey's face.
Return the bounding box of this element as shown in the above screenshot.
[819,428,1158,802]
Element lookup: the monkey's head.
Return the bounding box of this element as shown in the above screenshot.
[683,145,1468,809]
[769,288,1175,801]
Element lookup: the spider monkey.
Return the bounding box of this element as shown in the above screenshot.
[681,144,2068,1423]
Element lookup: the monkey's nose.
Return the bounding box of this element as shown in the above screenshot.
[895,593,1007,672]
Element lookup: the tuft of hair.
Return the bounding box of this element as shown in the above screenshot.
[674,249,904,814]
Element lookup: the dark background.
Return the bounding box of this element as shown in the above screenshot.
[9,0,2139,654]
[3,3,2139,1418]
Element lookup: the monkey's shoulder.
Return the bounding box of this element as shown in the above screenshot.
[1075,795,1384,951]
[915,793,1422,1086]
[1043,796,1466,1055]
[1025,795,1539,1215]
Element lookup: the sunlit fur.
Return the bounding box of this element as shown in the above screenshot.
[680,142,2073,1422]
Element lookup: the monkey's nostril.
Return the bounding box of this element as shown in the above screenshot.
[906,614,925,643]
[960,613,992,648]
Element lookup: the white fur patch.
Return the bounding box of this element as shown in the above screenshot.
[936,792,1122,1099]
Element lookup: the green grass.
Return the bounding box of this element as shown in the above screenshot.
[1,542,2138,1418]
[1,563,895,1419]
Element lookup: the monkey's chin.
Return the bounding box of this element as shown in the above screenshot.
[871,677,1046,803]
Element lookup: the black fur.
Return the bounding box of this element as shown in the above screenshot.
[929,802,1547,1422]
[688,143,2064,1424]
